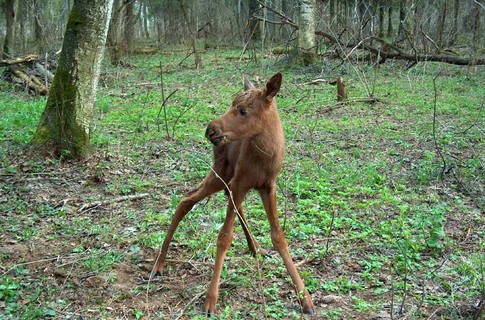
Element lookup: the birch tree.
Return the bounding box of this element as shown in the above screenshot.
[297,0,316,65]
[31,0,114,158]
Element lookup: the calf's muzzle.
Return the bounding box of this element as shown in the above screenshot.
[205,120,226,145]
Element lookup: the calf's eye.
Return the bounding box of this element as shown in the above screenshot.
[240,109,248,116]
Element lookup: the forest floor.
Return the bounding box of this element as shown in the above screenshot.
[0,49,484,319]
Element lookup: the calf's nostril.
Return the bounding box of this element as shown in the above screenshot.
[206,124,224,138]
[206,129,216,138]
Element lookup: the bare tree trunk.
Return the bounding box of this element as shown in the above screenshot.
[397,1,406,42]
[248,0,261,41]
[152,1,164,46]
[32,0,114,158]
[297,0,316,65]
[357,0,372,39]
[378,1,384,38]
[471,1,483,49]
[177,0,200,68]
[3,0,15,59]
[143,2,150,39]
[124,0,135,54]
[449,0,459,46]
[387,6,393,38]
[266,0,281,42]
[329,0,335,27]
[16,0,26,53]
[436,0,448,49]
[107,0,123,65]
[343,0,350,33]
[32,1,48,55]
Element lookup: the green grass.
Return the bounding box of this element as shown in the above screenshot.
[0,49,483,319]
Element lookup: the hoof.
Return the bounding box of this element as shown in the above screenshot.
[202,308,215,318]
[304,308,316,315]
[259,248,270,258]
[202,298,217,317]
[252,247,270,258]
[204,311,213,318]
[149,265,165,277]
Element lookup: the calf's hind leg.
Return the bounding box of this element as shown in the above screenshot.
[237,207,268,257]
[258,184,315,314]
[152,172,224,276]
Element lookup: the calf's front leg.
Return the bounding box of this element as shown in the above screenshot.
[152,172,223,276]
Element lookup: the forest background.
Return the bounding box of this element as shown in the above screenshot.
[0,1,483,319]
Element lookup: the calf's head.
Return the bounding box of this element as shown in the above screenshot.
[206,73,282,146]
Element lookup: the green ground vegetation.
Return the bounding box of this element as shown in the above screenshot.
[0,49,483,319]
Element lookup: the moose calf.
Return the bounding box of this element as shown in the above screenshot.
[152,73,315,315]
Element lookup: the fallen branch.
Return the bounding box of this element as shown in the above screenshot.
[252,5,485,66]
[1,54,56,95]
[34,62,54,82]
[358,37,485,66]
[9,65,49,95]
[0,54,39,66]
[301,78,327,85]
[78,193,150,213]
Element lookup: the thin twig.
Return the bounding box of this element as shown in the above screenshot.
[157,62,179,137]
[325,209,335,255]
[432,72,448,179]
[1,257,61,277]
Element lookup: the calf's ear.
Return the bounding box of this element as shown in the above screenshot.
[243,76,256,91]
[265,73,282,101]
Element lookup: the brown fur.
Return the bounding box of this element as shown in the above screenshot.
[152,73,315,315]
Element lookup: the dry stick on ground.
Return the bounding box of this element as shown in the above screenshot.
[301,79,327,86]
[1,257,61,277]
[77,193,150,214]
[390,263,395,319]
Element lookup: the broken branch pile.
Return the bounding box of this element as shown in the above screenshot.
[1,54,56,95]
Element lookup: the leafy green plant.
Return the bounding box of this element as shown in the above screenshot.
[0,277,20,303]
[133,308,144,319]
[83,250,124,272]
